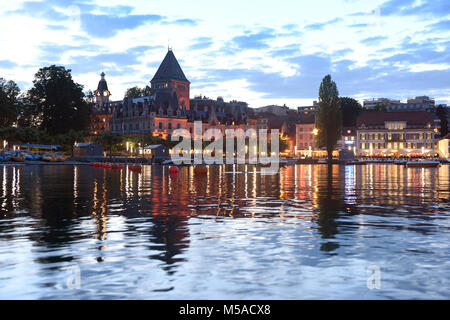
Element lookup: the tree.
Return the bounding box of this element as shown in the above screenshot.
[27,65,92,135]
[339,97,362,127]
[125,85,152,98]
[316,75,342,162]
[57,130,85,157]
[363,103,386,112]
[94,131,122,159]
[0,78,20,127]
[436,105,448,138]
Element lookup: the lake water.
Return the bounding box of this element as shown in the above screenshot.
[0,164,449,299]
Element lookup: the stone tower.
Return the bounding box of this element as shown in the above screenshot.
[150,48,190,110]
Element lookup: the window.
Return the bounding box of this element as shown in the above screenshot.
[177,123,181,129]
[168,123,172,130]
[159,122,163,129]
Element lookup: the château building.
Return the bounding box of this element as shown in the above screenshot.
[107,49,257,139]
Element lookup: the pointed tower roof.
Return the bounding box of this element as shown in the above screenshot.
[151,49,190,83]
[96,72,109,94]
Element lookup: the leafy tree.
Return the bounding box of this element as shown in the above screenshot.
[316,75,342,162]
[27,65,92,135]
[125,85,152,98]
[339,97,362,127]
[0,78,20,127]
[94,131,122,159]
[57,130,85,156]
[363,103,387,112]
[436,105,448,138]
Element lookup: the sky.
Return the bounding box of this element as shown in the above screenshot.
[0,0,449,108]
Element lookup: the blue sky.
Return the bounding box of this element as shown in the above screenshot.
[0,0,449,107]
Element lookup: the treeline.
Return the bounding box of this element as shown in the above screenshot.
[1,65,93,135]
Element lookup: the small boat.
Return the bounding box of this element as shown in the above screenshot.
[394,159,407,165]
[406,160,440,168]
[12,152,25,162]
[344,160,366,165]
[0,155,11,162]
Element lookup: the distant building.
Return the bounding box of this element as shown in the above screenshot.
[363,98,401,109]
[437,133,450,158]
[295,114,318,157]
[364,96,436,113]
[387,96,435,112]
[298,101,319,114]
[356,111,440,156]
[338,127,357,153]
[253,105,290,116]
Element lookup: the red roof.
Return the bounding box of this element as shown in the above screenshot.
[356,111,434,127]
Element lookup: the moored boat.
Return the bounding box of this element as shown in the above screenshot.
[406,160,440,168]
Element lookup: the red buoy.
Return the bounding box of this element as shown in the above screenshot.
[169,166,179,175]
[194,165,207,175]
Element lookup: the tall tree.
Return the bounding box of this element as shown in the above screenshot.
[27,65,92,135]
[0,78,20,127]
[316,75,342,162]
[339,97,362,127]
[436,105,448,138]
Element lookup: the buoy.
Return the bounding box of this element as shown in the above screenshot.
[129,165,142,173]
[194,165,207,175]
[103,163,111,169]
[111,164,119,169]
[89,162,95,167]
[169,166,179,175]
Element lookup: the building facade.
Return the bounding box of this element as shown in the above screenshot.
[295,114,317,157]
[356,111,440,157]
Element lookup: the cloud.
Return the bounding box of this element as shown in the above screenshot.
[80,13,163,38]
[361,36,388,45]
[0,60,18,69]
[426,18,450,31]
[166,18,198,26]
[269,46,301,58]
[232,29,276,50]
[9,1,67,21]
[380,0,450,17]
[305,18,342,31]
[188,37,214,51]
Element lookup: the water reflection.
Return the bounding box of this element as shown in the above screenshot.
[0,163,449,299]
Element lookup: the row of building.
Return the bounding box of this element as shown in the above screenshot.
[91,49,450,159]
